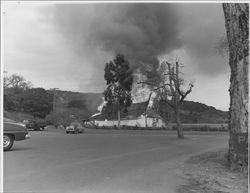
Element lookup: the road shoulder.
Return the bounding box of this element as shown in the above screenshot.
[176,148,248,193]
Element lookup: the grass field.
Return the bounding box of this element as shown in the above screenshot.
[90,123,228,132]
[4,110,228,132]
[168,123,228,131]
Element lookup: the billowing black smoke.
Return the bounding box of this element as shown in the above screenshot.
[49,3,182,79]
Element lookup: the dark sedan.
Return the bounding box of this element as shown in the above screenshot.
[24,119,47,131]
[3,118,31,151]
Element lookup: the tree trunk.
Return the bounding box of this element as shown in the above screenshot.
[175,107,184,138]
[223,3,249,172]
[117,109,121,129]
[145,114,148,128]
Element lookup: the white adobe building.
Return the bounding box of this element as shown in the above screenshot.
[90,92,166,128]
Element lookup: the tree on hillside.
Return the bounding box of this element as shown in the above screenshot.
[67,99,86,109]
[223,3,249,172]
[4,73,32,90]
[139,60,194,138]
[103,54,133,128]
[4,73,33,111]
[22,88,53,118]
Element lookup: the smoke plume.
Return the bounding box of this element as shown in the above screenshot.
[49,3,182,79]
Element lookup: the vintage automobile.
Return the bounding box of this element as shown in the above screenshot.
[4,118,31,151]
[66,121,84,134]
[24,119,35,129]
[24,119,47,131]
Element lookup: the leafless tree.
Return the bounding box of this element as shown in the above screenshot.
[139,60,194,138]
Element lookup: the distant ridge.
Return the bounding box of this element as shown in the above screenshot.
[55,91,228,123]
[179,101,228,123]
[5,90,227,124]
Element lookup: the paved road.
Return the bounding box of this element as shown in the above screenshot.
[4,128,228,193]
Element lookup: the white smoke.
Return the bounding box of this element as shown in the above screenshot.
[97,99,107,112]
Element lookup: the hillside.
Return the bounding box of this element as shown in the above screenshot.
[55,90,103,115]
[4,90,228,124]
[4,111,34,122]
[179,101,228,123]
[50,91,103,123]
[59,91,228,123]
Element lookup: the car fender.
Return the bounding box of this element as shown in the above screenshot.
[4,122,29,141]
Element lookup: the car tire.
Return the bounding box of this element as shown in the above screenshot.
[3,134,14,151]
[66,131,69,134]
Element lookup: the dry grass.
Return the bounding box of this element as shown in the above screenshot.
[177,149,248,193]
[168,123,228,131]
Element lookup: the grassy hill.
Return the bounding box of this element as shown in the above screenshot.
[46,91,103,124]
[179,101,228,123]
[54,90,103,116]
[4,90,228,124]
[4,111,34,122]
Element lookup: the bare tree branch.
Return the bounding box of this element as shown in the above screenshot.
[179,83,194,103]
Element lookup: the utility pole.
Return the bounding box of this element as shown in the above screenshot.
[51,88,59,126]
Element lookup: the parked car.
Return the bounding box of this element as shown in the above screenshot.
[24,119,47,131]
[24,119,35,129]
[4,118,31,151]
[66,121,84,134]
[34,119,47,131]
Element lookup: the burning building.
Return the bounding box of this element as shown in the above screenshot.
[90,84,166,128]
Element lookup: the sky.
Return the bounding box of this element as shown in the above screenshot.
[2,2,230,111]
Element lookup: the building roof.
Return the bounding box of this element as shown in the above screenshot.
[90,101,149,121]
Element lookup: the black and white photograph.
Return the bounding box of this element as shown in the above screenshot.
[1,1,249,193]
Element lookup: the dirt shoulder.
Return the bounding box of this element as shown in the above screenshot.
[176,148,248,193]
